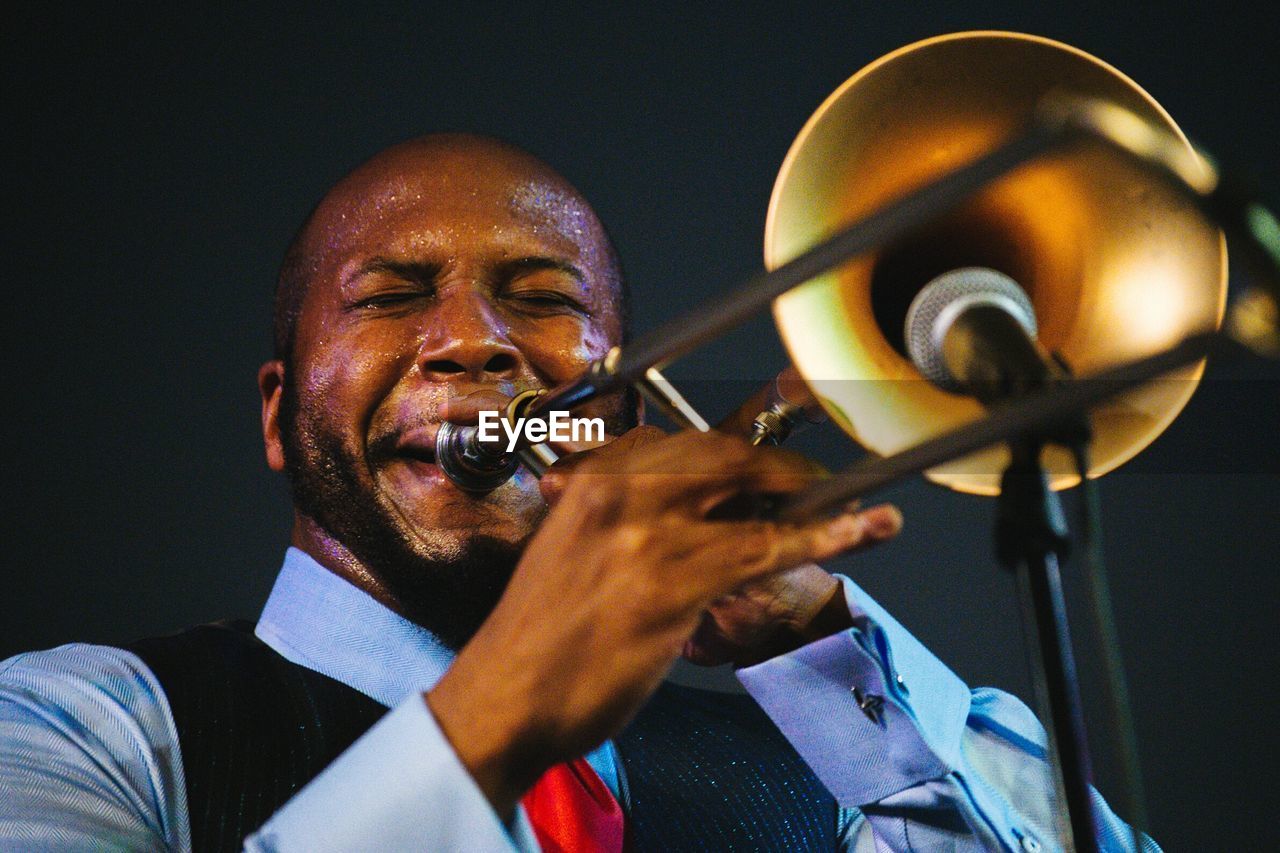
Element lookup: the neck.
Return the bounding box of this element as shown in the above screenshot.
[290,512,411,622]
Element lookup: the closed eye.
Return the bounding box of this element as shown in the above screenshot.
[510,291,581,307]
[506,290,589,315]
[352,291,427,310]
[497,257,591,317]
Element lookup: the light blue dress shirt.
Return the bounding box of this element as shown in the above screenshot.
[0,548,1155,851]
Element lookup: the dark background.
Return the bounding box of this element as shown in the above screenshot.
[6,3,1278,848]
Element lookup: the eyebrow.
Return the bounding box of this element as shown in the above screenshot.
[345,257,443,286]
[495,256,587,285]
[345,256,586,286]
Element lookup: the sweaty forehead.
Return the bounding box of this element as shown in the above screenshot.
[309,141,607,266]
[506,181,597,241]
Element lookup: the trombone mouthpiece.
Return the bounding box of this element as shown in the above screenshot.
[433,388,555,492]
[434,421,520,493]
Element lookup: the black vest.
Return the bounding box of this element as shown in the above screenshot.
[129,621,838,851]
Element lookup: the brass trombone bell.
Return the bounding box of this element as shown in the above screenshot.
[766,32,1228,494]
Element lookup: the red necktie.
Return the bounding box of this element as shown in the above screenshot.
[521,758,625,852]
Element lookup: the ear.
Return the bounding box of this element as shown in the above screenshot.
[258,360,287,473]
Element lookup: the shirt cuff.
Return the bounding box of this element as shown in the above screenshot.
[245,693,539,852]
[736,573,971,807]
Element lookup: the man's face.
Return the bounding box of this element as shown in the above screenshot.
[270,140,625,639]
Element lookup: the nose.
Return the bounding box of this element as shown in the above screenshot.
[416,288,521,383]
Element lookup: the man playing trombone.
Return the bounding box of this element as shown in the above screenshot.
[0,134,1153,852]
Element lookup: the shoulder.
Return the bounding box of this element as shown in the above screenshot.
[1,642,179,765]
[0,642,190,848]
[2,641,170,715]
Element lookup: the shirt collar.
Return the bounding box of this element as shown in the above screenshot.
[254,546,456,708]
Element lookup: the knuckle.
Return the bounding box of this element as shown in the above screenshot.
[695,430,753,463]
[567,477,623,517]
[538,472,566,503]
[572,448,608,474]
[611,522,653,559]
[546,453,586,477]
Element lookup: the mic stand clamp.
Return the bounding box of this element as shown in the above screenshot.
[997,434,1099,853]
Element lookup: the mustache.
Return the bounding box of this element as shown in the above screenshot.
[366,430,407,465]
[367,387,531,466]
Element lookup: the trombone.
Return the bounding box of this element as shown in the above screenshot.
[436,31,1279,851]
[440,31,1275,503]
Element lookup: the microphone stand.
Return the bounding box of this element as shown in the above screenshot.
[998,435,1098,853]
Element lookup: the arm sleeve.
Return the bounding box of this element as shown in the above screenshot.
[0,644,190,851]
[736,574,1158,853]
[0,645,540,853]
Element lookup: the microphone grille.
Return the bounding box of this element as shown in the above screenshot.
[904,267,1036,390]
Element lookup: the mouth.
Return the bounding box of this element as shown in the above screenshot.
[394,425,440,466]
[383,389,518,483]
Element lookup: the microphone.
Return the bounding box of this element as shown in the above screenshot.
[904,267,1063,406]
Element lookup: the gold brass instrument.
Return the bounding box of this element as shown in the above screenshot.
[435,30,1276,506]
[431,30,1278,852]
[767,31,1226,494]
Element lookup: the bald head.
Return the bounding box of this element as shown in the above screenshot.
[273,134,626,363]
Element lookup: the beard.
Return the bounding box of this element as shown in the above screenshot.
[278,378,525,650]
[277,367,639,650]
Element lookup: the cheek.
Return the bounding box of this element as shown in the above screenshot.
[511,318,616,382]
[579,322,615,359]
[299,327,414,428]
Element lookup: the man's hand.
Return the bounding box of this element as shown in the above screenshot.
[682,513,898,667]
[547,429,902,667]
[426,427,900,819]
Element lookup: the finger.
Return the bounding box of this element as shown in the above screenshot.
[625,430,827,499]
[554,422,670,457]
[694,506,900,589]
[691,445,830,516]
[716,378,781,439]
[547,431,619,455]
[556,430,827,516]
[855,503,904,540]
[681,613,739,667]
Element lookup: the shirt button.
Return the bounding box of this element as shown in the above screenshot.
[1020,835,1042,853]
[894,672,908,694]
